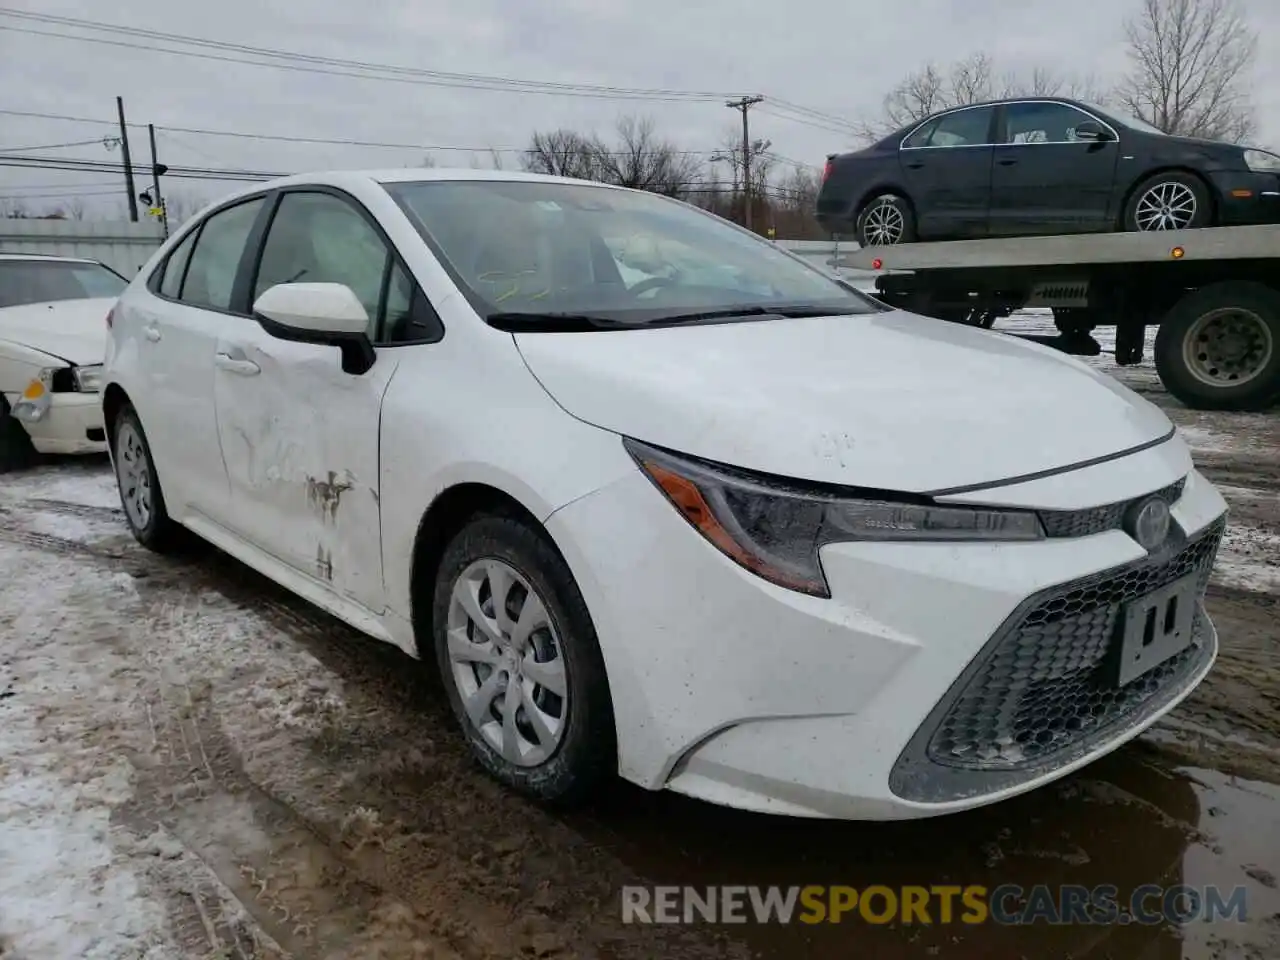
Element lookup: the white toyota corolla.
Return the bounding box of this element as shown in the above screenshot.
[101,169,1228,819]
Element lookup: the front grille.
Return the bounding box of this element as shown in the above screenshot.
[1039,478,1186,539]
[889,516,1225,803]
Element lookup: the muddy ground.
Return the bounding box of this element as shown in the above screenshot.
[1,346,1278,959]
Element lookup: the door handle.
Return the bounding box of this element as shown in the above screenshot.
[997,158,1018,166]
[215,352,261,376]
[906,161,925,170]
[143,324,161,342]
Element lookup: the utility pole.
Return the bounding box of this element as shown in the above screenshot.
[147,124,168,237]
[726,96,763,231]
[116,96,138,222]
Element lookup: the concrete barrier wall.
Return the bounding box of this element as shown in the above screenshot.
[0,220,167,277]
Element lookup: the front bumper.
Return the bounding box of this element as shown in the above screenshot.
[546,439,1228,820]
[5,390,107,455]
[1206,170,1280,225]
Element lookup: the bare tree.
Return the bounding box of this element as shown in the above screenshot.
[65,197,87,220]
[522,128,603,179]
[522,115,707,198]
[592,115,704,197]
[858,53,1111,141]
[1116,0,1257,142]
[420,153,438,168]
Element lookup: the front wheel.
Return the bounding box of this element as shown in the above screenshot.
[1154,282,1280,411]
[0,397,35,474]
[431,513,615,804]
[1123,171,1211,232]
[855,193,917,246]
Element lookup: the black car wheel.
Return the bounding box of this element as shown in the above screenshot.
[855,194,917,246]
[0,397,36,474]
[1123,171,1212,232]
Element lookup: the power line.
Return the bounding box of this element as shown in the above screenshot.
[0,10,735,102]
[0,138,114,153]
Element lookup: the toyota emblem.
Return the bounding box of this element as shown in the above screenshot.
[1128,496,1172,551]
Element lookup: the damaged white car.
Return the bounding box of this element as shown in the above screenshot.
[0,254,122,470]
[101,170,1228,820]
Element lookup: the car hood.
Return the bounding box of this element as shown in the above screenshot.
[514,311,1174,494]
[0,297,112,365]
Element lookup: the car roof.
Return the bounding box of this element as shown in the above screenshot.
[195,167,631,210]
[0,253,102,264]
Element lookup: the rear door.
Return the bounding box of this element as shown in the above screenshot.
[898,105,997,239]
[132,195,267,522]
[989,101,1121,234]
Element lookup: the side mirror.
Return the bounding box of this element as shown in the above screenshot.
[1073,121,1111,142]
[253,282,376,375]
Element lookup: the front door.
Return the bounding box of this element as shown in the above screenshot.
[989,102,1120,234]
[213,189,408,612]
[898,105,997,239]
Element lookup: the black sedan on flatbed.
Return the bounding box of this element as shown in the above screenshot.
[816,97,1280,246]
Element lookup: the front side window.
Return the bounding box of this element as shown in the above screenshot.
[926,107,995,147]
[254,192,390,337]
[902,118,939,149]
[1003,102,1099,144]
[384,179,881,328]
[181,197,264,311]
[0,259,127,308]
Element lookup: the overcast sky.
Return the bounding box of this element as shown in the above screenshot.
[2,0,1278,217]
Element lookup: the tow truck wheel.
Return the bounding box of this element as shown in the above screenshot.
[1154,281,1280,411]
[855,194,917,246]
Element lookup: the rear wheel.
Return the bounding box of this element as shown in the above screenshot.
[113,403,182,551]
[855,193,917,246]
[1154,282,1280,411]
[1123,171,1212,232]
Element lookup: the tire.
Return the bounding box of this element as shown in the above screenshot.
[0,397,36,474]
[112,403,182,551]
[1154,281,1280,411]
[431,514,615,804]
[855,193,917,246]
[1123,171,1212,233]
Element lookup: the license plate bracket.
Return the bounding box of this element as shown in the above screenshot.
[1114,573,1200,687]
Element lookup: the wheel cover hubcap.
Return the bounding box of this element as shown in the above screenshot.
[862,200,905,245]
[116,422,152,530]
[1135,182,1197,231]
[446,558,568,767]
[1182,307,1275,387]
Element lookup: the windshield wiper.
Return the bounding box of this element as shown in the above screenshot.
[487,312,637,332]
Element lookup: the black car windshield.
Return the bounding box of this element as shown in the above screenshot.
[383,178,881,327]
[0,259,127,309]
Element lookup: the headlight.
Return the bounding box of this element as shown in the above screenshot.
[1243,149,1280,173]
[72,363,103,393]
[624,438,1045,597]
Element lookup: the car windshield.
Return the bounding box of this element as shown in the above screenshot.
[0,259,127,309]
[1082,104,1168,137]
[383,179,880,328]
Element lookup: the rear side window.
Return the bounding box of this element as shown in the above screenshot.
[926,107,995,147]
[157,229,198,299]
[902,119,938,149]
[180,197,264,311]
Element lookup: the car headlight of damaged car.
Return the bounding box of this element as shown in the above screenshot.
[624,438,1044,597]
[72,363,103,393]
[1243,149,1280,173]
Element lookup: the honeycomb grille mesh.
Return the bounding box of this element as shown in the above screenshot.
[1038,477,1186,539]
[927,517,1224,770]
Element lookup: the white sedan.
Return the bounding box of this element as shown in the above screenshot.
[100,169,1228,819]
[1,254,120,470]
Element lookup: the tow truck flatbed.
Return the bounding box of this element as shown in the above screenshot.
[838,223,1280,272]
[834,224,1280,412]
